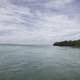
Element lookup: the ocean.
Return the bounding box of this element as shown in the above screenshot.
[0,44,80,80]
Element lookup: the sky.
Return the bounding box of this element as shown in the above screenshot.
[0,0,80,44]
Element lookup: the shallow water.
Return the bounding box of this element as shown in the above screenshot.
[0,44,80,80]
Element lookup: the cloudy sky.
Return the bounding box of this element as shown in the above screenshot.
[0,0,80,44]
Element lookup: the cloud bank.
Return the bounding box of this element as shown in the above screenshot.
[0,0,80,44]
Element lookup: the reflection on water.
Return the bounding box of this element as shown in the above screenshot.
[0,45,80,80]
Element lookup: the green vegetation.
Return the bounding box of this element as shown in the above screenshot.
[53,40,80,47]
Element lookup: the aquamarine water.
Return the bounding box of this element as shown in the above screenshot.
[0,44,80,80]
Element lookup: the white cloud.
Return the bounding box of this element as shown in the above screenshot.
[45,0,74,8]
[0,0,79,44]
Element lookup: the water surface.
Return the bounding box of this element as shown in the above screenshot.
[0,44,80,80]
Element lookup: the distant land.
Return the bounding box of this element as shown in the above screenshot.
[0,43,49,46]
[53,40,80,47]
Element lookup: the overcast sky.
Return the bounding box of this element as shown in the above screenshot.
[0,0,80,44]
